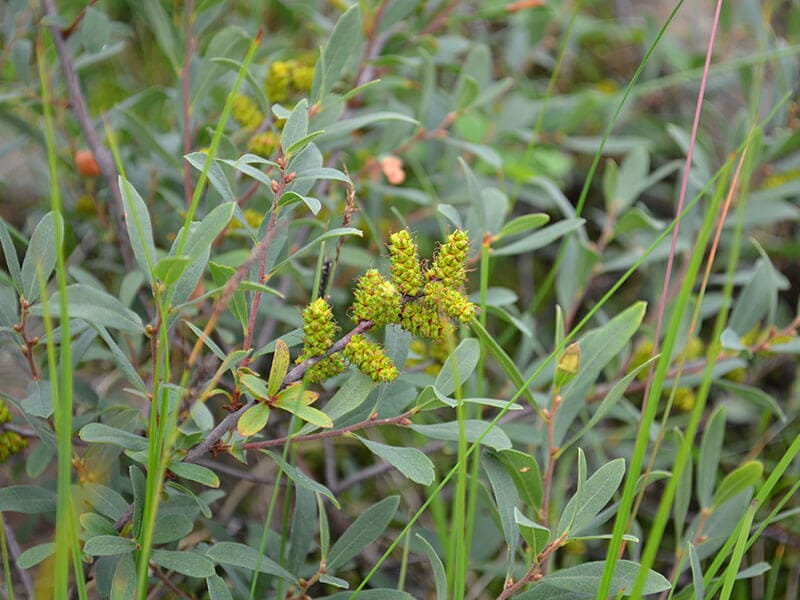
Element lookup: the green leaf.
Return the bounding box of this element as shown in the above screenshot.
[110,552,136,600]
[492,218,586,256]
[281,99,309,153]
[0,217,22,292]
[22,379,53,418]
[119,176,157,285]
[496,213,550,240]
[277,399,332,429]
[514,509,550,557]
[689,543,704,600]
[0,485,56,515]
[409,420,512,451]
[206,574,234,600]
[152,255,190,284]
[265,451,340,508]
[416,534,447,600]
[278,191,321,215]
[206,542,298,583]
[713,379,786,423]
[316,112,418,141]
[20,211,63,302]
[561,355,658,452]
[17,542,56,569]
[541,560,670,595]
[151,513,194,544]
[327,496,400,571]
[711,461,763,510]
[728,256,783,336]
[184,152,236,202]
[355,435,435,485]
[150,549,215,578]
[237,402,270,437]
[268,339,290,397]
[83,483,129,520]
[557,458,626,538]
[470,318,537,407]
[672,430,691,541]
[497,449,543,510]
[168,461,220,488]
[291,166,352,184]
[269,226,363,274]
[80,512,117,537]
[315,4,362,100]
[137,0,181,73]
[79,423,149,452]
[435,338,480,396]
[697,406,726,508]
[83,535,137,557]
[555,301,646,444]
[482,451,520,564]
[324,592,415,600]
[287,485,317,574]
[81,7,110,53]
[311,371,374,429]
[240,372,269,399]
[30,284,144,333]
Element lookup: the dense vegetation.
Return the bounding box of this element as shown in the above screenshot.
[1,1,798,598]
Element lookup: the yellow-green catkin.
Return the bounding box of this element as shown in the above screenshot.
[0,400,26,462]
[299,298,338,359]
[291,64,314,92]
[388,230,423,296]
[306,354,347,384]
[428,229,469,288]
[266,61,292,103]
[351,269,401,326]
[400,300,453,342]
[673,387,696,412]
[343,334,399,382]
[232,94,264,130]
[248,131,277,157]
[423,280,475,323]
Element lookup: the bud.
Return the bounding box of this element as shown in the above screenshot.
[75,149,101,177]
[554,342,580,389]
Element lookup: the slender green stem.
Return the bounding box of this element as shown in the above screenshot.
[37,33,86,600]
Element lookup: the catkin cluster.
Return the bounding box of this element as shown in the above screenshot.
[296,229,475,384]
[0,400,26,462]
[297,298,347,384]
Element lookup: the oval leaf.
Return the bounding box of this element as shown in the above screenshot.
[327,496,400,571]
[355,435,435,485]
[712,460,763,509]
[268,339,290,397]
[83,535,137,557]
[206,542,297,583]
[150,549,215,578]
[237,403,270,437]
